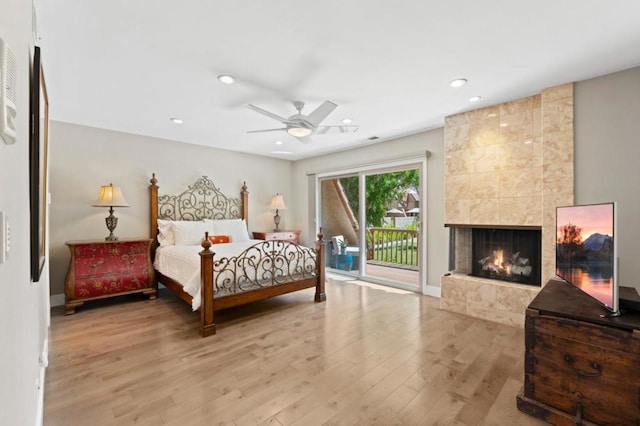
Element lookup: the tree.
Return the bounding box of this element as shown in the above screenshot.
[557,223,586,261]
[557,223,582,245]
[339,170,419,228]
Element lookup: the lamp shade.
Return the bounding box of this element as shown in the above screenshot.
[93,183,130,208]
[269,194,287,210]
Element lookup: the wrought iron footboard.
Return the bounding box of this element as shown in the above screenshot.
[212,240,318,296]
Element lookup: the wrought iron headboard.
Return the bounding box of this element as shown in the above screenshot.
[157,176,244,221]
[149,173,249,255]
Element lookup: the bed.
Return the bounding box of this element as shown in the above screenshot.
[149,174,326,337]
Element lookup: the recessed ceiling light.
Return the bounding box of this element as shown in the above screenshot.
[275,140,283,145]
[169,118,183,124]
[469,96,482,102]
[341,118,353,124]
[487,113,497,118]
[272,151,293,155]
[217,75,235,84]
[449,78,467,88]
[500,122,509,127]
[524,140,533,144]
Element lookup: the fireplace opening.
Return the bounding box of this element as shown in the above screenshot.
[471,228,541,286]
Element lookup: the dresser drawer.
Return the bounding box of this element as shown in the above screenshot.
[265,232,296,241]
[532,314,640,353]
[73,240,149,258]
[282,232,298,242]
[75,272,151,298]
[74,252,149,278]
[253,231,300,244]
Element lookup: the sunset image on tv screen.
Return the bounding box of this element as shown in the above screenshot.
[556,203,614,309]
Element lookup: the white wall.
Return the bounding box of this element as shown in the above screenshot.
[48,121,294,296]
[0,0,50,425]
[575,66,640,289]
[291,129,448,290]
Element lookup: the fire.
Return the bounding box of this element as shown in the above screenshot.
[492,249,512,275]
[493,249,503,268]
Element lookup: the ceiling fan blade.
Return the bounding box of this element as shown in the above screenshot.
[305,101,338,127]
[316,125,360,134]
[247,128,287,134]
[247,104,289,123]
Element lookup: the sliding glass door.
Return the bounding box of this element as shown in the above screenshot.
[362,167,420,289]
[318,158,426,292]
[319,175,360,276]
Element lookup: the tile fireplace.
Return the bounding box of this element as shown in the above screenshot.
[440,83,574,327]
[442,225,543,327]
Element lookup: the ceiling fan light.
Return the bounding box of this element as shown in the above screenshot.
[287,127,312,137]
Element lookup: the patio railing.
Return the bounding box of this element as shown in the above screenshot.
[366,227,418,268]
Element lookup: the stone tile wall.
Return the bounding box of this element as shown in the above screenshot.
[541,84,575,285]
[444,96,544,226]
[441,274,540,327]
[441,84,574,327]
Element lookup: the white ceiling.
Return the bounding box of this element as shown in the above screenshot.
[37,1,640,160]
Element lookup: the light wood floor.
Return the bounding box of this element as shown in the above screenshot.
[44,278,546,425]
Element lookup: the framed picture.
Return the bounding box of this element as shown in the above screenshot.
[29,46,49,281]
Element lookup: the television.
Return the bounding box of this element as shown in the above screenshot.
[556,202,618,314]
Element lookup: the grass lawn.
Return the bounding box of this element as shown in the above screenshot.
[373,244,418,266]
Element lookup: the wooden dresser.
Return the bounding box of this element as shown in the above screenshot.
[253,230,300,244]
[517,279,640,425]
[64,239,156,314]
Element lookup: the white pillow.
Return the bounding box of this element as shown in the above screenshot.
[210,219,250,242]
[157,219,175,246]
[172,220,213,246]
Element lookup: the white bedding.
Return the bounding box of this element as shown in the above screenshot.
[154,239,317,310]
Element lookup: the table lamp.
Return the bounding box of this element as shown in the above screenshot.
[269,193,287,231]
[93,183,130,241]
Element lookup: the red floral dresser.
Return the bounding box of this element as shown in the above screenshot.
[64,239,156,314]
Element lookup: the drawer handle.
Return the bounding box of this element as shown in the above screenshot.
[564,354,601,377]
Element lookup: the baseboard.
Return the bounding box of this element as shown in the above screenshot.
[53,282,434,301]
[424,284,441,298]
[50,293,64,307]
[50,284,167,308]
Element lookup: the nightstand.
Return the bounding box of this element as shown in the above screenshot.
[64,238,156,314]
[252,230,301,244]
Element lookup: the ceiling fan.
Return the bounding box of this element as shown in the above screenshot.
[246,100,359,142]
